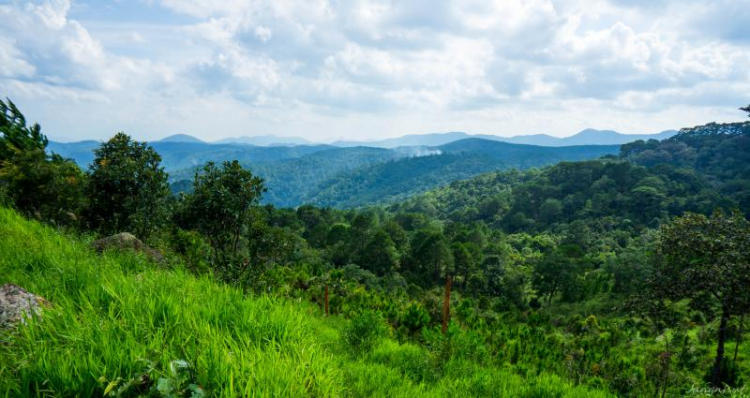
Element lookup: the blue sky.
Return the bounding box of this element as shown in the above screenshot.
[1,0,749,142]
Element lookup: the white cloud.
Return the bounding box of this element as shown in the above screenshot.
[0,0,748,142]
[0,38,36,78]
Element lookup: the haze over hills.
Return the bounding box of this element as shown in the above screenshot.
[331,132,470,148]
[158,134,205,143]
[215,135,314,146]
[330,129,677,148]
[150,128,676,148]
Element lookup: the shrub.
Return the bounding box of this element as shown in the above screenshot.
[345,310,390,354]
[369,340,430,383]
[398,302,431,337]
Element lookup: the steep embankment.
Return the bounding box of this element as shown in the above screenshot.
[0,208,612,397]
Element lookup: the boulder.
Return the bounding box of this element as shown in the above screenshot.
[0,284,51,327]
[91,232,165,263]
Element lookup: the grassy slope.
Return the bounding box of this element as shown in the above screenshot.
[0,207,612,397]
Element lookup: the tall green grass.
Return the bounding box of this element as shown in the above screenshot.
[0,207,615,397]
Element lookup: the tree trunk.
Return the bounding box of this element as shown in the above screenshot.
[547,279,558,307]
[442,275,452,334]
[734,315,744,363]
[324,283,329,317]
[711,308,731,387]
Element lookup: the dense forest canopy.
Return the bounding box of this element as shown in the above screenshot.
[2,99,750,397]
[621,121,750,213]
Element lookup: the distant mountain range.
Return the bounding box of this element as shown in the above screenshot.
[330,129,677,148]
[215,135,313,146]
[157,134,313,146]
[154,128,676,148]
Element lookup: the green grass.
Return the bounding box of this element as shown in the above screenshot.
[0,207,613,397]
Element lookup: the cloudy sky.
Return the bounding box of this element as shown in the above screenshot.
[1,0,749,142]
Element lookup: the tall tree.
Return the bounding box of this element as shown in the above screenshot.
[87,133,170,239]
[451,242,475,289]
[0,99,85,225]
[358,229,399,276]
[408,230,453,286]
[175,160,265,278]
[740,104,750,117]
[532,244,583,305]
[648,211,750,387]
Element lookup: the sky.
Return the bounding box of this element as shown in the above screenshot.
[0,0,749,143]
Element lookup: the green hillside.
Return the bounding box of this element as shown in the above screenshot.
[306,141,618,208]
[394,123,750,228]
[0,208,611,397]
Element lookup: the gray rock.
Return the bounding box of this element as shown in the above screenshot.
[91,232,165,263]
[0,284,51,327]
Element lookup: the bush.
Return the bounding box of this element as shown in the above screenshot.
[345,310,390,354]
[369,340,430,383]
[423,323,487,367]
[398,302,431,337]
[170,228,212,274]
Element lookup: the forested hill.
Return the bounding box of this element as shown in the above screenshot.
[236,146,401,207]
[393,121,749,229]
[303,140,618,208]
[47,140,335,171]
[621,121,750,211]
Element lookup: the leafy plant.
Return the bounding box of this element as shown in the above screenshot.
[345,310,390,354]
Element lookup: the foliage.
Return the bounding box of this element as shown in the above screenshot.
[621,122,750,215]
[0,208,342,397]
[393,158,725,232]
[345,310,390,354]
[305,141,618,208]
[0,98,86,226]
[86,132,170,239]
[0,98,47,160]
[358,229,400,275]
[647,211,750,387]
[174,161,271,282]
